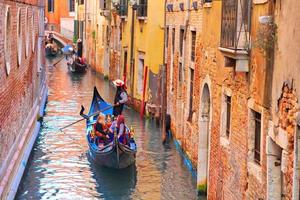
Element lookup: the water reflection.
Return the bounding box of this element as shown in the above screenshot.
[88,156,137,200]
[16,55,199,200]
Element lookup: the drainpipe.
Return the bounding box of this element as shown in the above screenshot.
[181,0,191,149]
[129,4,137,97]
[263,0,275,108]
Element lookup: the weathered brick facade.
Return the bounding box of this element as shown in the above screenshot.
[166,0,299,199]
[0,0,46,198]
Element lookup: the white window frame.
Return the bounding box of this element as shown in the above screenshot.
[25,7,30,58]
[4,5,11,75]
[247,99,263,183]
[32,8,35,53]
[137,52,145,96]
[220,87,232,147]
[17,8,23,67]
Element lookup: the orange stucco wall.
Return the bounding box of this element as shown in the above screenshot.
[46,0,74,31]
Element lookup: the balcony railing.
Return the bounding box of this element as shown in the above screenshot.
[220,0,251,50]
[137,1,147,18]
[221,0,238,49]
[119,4,128,17]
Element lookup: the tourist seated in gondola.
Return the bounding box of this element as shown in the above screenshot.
[116,115,129,145]
[105,114,114,139]
[94,114,109,146]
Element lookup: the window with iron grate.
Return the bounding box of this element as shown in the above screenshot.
[191,31,196,62]
[225,95,231,137]
[48,0,54,12]
[179,28,184,57]
[254,111,261,164]
[137,0,147,17]
[69,0,75,12]
[220,0,250,50]
[119,0,128,16]
[188,68,194,121]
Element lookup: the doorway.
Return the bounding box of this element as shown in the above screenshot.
[197,83,211,195]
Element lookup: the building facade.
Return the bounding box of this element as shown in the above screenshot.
[79,0,165,116]
[120,0,165,115]
[82,0,122,77]
[166,0,299,199]
[46,0,75,40]
[0,0,47,199]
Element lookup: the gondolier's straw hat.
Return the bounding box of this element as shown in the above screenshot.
[113,79,125,87]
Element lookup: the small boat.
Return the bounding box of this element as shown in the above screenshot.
[80,87,137,169]
[45,43,58,57]
[67,58,87,73]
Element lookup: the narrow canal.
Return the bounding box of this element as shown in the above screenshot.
[16,56,199,200]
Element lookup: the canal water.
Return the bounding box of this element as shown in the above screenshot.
[16,56,199,200]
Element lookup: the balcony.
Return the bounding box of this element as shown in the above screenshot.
[219,0,251,72]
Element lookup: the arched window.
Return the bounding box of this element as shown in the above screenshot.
[4,6,11,75]
[32,9,35,52]
[25,7,30,58]
[17,8,22,66]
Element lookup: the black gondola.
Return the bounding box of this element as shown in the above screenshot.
[81,87,137,169]
[67,58,87,73]
[45,44,58,57]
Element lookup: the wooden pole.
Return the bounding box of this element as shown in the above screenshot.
[140,66,148,118]
[161,64,167,143]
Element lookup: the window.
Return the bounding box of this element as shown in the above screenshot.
[119,0,128,16]
[25,8,30,58]
[220,0,250,49]
[188,68,194,120]
[178,62,183,83]
[166,27,169,48]
[106,25,109,46]
[137,56,145,94]
[191,31,196,62]
[102,25,105,45]
[4,6,11,75]
[172,28,175,54]
[48,0,54,12]
[179,28,184,56]
[124,51,128,78]
[225,95,231,137]
[32,10,35,52]
[78,0,84,5]
[254,111,261,164]
[100,0,108,10]
[137,0,147,17]
[17,8,22,66]
[69,0,75,12]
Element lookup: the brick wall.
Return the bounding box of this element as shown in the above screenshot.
[166,0,270,199]
[0,0,43,171]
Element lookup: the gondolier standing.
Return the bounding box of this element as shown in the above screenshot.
[77,38,83,57]
[113,79,128,116]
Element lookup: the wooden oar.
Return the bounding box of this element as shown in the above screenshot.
[49,55,65,67]
[59,104,115,131]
